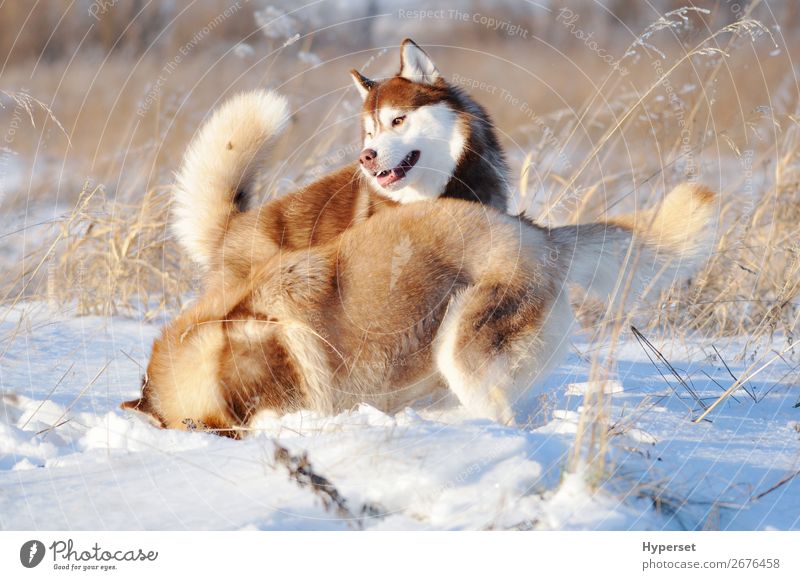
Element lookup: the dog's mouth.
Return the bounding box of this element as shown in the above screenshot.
[374,150,421,187]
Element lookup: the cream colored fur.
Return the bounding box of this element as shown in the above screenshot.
[551,183,716,305]
[172,90,290,268]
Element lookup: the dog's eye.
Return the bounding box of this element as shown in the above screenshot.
[366,131,373,139]
[392,115,406,127]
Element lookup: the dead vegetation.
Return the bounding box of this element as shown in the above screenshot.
[2,182,194,320]
[273,442,385,529]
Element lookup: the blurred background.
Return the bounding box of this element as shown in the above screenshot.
[0,0,797,341]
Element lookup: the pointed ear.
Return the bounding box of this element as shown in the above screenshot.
[121,394,164,428]
[399,38,440,84]
[350,69,375,100]
[121,398,143,411]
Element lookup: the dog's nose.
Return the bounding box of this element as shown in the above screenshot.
[359,148,378,171]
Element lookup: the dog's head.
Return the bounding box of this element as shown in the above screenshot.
[351,39,467,204]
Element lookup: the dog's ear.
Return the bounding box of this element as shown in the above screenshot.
[399,38,440,85]
[121,387,165,428]
[121,397,145,411]
[350,69,375,100]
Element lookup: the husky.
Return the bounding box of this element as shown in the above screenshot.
[172,39,510,280]
[124,172,715,435]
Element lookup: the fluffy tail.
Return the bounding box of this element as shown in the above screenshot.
[172,90,290,268]
[551,183,717,303]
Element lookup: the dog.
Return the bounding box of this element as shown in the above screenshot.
[124,179,715,436]
[172,39,510,281]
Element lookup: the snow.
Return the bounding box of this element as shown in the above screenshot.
[0,302,798,530]
[566,380,624,395]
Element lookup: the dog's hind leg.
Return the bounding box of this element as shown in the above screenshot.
[434,280,574,424]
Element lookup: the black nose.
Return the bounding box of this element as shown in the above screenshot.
[360,148,378,170]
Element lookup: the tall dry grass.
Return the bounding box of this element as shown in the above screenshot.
[1,182,193,321]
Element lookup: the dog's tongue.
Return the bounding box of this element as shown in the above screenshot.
[376,167,406,187]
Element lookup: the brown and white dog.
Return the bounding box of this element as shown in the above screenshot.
[125,178,715,436]
[171,39,510,281]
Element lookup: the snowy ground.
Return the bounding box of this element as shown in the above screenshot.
[0,302,798,530]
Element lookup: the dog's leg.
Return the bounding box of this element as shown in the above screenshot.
[434,281,573,424]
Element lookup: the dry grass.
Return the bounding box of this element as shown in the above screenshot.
[2,182,194,321]
[515,4,800,487]
[273,442,385,528]
[46,184,193,319]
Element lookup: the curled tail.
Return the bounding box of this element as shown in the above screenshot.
[172,90,290,268]
[552,183,717,303]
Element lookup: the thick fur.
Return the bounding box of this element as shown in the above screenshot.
[172,39,510,276]
[124,185,716,436]
[172,90,290,270]
[552,183,717,303]
[354,40,509,208]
